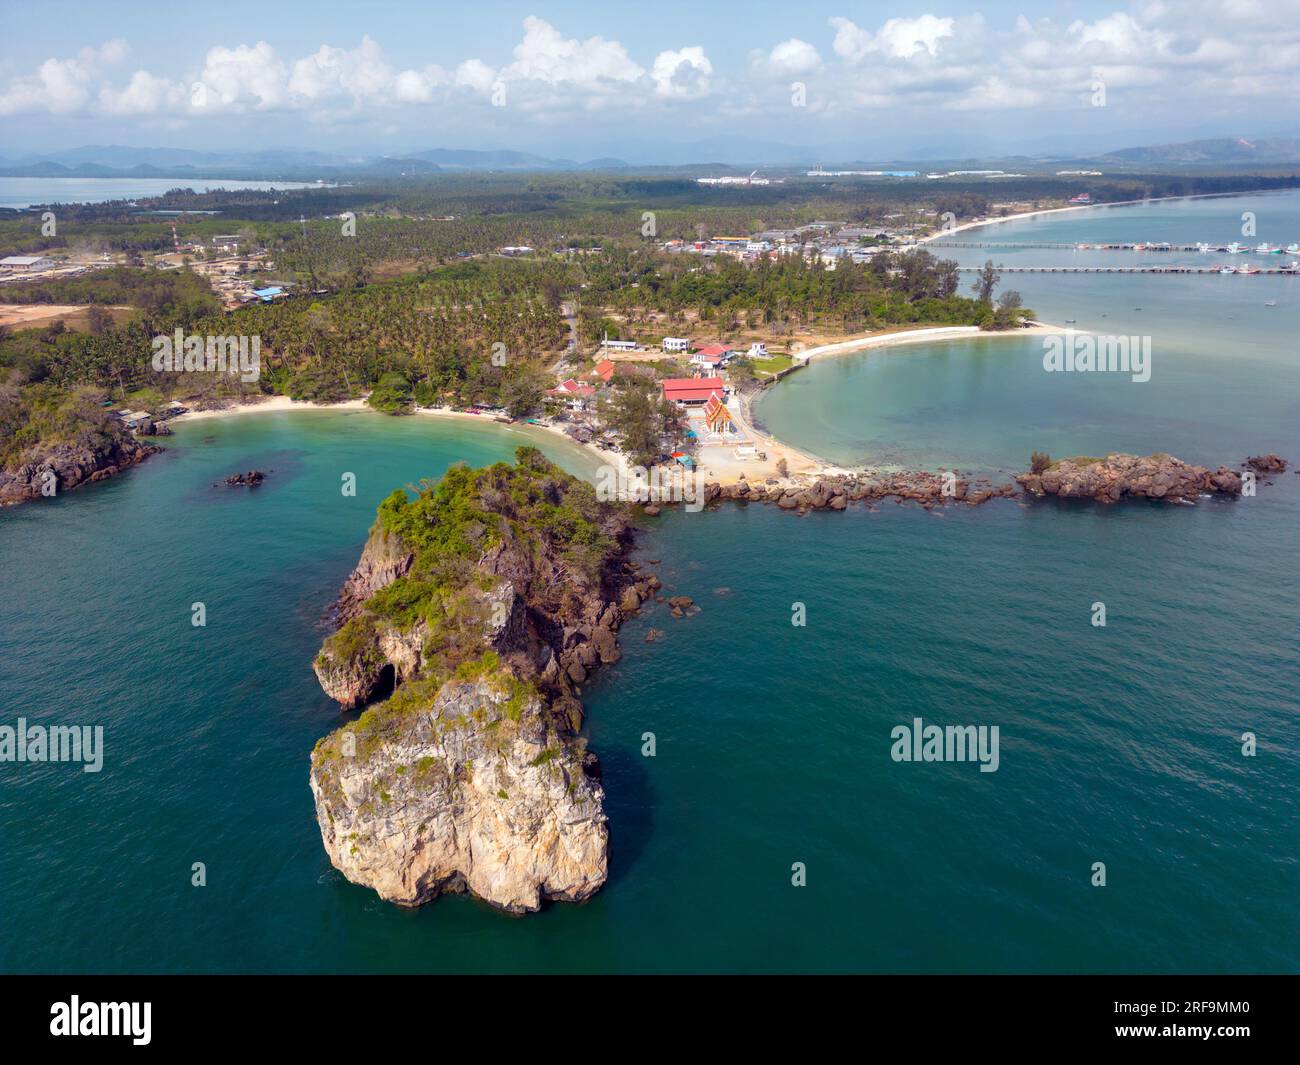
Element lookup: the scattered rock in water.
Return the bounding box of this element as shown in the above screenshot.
[1245,454,1288,473]
[222,470,266,487]
[713,587,731,597]
[644,628,665,643]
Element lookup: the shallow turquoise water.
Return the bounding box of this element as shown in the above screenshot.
[757,190,1300,473]
[1,197,1298,974]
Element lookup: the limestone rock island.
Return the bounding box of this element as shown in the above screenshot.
[309,447,641,914]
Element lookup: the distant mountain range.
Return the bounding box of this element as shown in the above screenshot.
[0,135,1297,180]
[1097,137,1300,165]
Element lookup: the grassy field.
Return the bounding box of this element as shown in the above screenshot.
[751,354,795,376]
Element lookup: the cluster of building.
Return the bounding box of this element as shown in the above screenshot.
[0,253,115,286]
[548,336,764,463]
[660,220,921,267]
[805,168,919,178]
[173,241,288,309]
[923,169,1027,179]
[696,172,776,187]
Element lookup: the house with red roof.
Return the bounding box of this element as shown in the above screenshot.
[591,359,616,384]
[690,343,732,369]
[661,376,726,406]
[548,378,598,411]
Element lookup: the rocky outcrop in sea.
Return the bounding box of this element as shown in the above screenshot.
[1014,453,1246,503]
[695,450,1279,515]
[703,471,1018,512]
[309,447,647,914]
[0,431,159,507]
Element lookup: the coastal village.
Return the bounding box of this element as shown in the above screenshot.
[7,196,1300,502]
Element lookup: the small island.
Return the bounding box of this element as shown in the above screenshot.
[309,447,657,913]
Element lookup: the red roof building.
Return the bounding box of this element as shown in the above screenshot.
[592,359,615,383]
[662,376,725,405]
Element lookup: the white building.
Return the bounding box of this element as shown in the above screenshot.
[0,255,55,272]
[662,337,690,353]
[748,342,768,358]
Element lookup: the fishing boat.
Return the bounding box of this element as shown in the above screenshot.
[1219,266,1236,275]
[1226,242,1246,254]
[1285,243,1300,255]
[1237,264,1260,275]
[1196,243,1211,253]
[1256,243,1280,254]
[1265,300,1277,307]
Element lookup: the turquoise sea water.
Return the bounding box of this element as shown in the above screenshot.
[1,196,1297,974]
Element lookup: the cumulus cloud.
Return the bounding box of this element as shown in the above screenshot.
[652,47,713,99]
[454,59,498,94]
[192,42,289,111]
[831,15,955,62]
[0,40,127,115]
[287,37,448,108]
[501,16,643,86]
[761,39,822,77]
[99,70,187,116]
[4,8,1298,130]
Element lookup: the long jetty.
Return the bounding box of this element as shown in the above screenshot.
[931,240,1298,253]
[955,264,1300,274]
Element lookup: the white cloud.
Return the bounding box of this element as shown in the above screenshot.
[99,70,187,115]
[287,37,448,107]
[4,8,1298,132]
[454,59,497,94]
[652,47,713,99]
[0,41,127,116]
[831,15,955,63]
[192,42,288,111]
[762,39,822,77]
[947,76,1043,111]
[502,16,643,86]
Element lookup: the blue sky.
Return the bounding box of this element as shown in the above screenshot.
[1,1,1296,161]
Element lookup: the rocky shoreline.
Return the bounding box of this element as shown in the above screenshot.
[308,448,659,914]
[693,452,1283,514]
[0,432,159,507]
